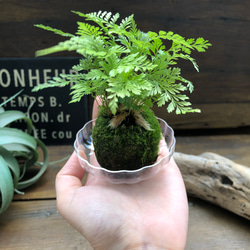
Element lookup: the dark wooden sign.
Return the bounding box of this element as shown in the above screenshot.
[0,57,88,145]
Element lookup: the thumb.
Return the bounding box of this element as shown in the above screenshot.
[56,152,86,206]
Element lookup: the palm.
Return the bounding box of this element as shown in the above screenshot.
[56,154,188,249]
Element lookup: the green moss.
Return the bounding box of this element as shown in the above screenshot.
[92,107,161,171]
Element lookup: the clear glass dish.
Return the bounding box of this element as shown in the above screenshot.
[74,117,176,184]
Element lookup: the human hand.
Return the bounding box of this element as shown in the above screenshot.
[56,153,188,250]
[56,156,188,250]
[56,100,188,249]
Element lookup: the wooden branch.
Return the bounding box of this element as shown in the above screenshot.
[174,152,250,220]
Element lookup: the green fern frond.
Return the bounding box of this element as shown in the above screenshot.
[35,37,84,56]
[80,11,116,28]
[129,17,138,36]
[119,14,134,30]
[85,69,108,81]
[192,37,212,52]
[110,12,120,24]
[99,54,120,74]
[73,56,95,71]
[34,24,74,37]
[76,36,107,57]
[76,22,103,37]
[33,10,211,115]
[32,74,72,92]
[104,45,130,58]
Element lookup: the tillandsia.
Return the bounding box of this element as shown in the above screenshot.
[0,91,48,214]
[32,10,211,171]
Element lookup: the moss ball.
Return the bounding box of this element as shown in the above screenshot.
[92,107,161,171]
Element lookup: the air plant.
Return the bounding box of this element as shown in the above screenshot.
[0,91,48,214]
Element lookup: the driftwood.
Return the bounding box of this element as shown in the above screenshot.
[174,152,250,220]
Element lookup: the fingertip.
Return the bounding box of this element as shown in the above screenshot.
[92,97,102,120]
[58,151,85,178]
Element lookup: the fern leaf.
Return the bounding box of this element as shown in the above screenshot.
[105,45,130,57]
[83,11,116,28]
[119,14,134,30]
[34,24,74,37]
[76,22,103,37]
[129,17,138,36]
[32,73,75,92]
[35,37,85,56]
[193,37,212,52]
[107,94,119,115]
[110,13,120,24]
[85,69,108,80]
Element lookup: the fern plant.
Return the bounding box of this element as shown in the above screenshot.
[32,10,211,171]
[33,10,211,115]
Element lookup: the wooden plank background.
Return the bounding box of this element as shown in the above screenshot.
[0,0,249,130]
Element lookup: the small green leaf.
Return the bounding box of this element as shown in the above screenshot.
[0,127,37,150]
[167,102,175,113]
[0,156,14,214]
[17,138,49,190]
[0,110,33,134]
[0,146,20,188]
[108,95,119,115]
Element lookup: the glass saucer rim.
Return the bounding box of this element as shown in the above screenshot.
[74,117,176,174]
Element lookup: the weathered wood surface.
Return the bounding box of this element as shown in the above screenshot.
[187,197,250,249]
[154,103,250,129]
[0,135,250,249]
[175,152,250,220]
[0,200,92,250]
[0,0,250,130]
[1,198,250,250]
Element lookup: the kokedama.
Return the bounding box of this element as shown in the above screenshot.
[33,10,211,172]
